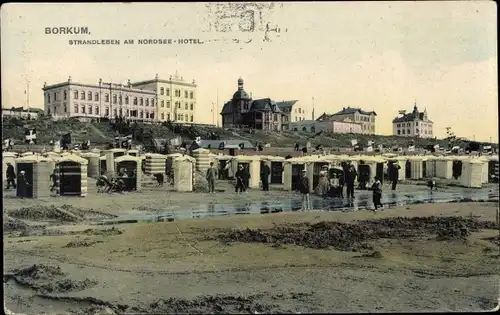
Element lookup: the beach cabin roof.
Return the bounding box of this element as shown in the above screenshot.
[260,155,285,161]
[16,155,51,163]
[382,153,398,158]
[214,154,233,160]
[191,148,210,154]
[145,153,168,158]
[234,155,260,161]
[284,157,308,164]
[20,152,35,157]
[105,148,127,153]
[165,153,183,158]
[2,152,18,158]
[114,155,142,163]
[80,152,100,158]
[174,155,196,163]
[58,154,88,165]
[487,155,499,162]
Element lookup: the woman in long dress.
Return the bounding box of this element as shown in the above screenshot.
[315,165,330,196]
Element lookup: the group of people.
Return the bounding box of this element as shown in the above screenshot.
[5,162,31,198]
[296,162,385,211]
[96,168,135,193]
[204,161,273,194]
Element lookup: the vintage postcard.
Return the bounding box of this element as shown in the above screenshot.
[2,2,499,314]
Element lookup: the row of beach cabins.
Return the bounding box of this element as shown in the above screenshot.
[3,148,499,198]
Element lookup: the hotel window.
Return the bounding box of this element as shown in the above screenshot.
[161,100,165,107]
[48,94,51,103]
[397,130,401,135]
[74,104,78,113]
[105,94,109,102]
[190,91,194,99]
[119,95,123,105]
[95,93,99,101]
[167,113,171,121]
[88,92,92,100]
[184,102,188,110]
[190,103,193,110]
[95,107,99,115]
[184,114,188,121]
[151,98,155,106]
[407,129,410,134]
[126,109,129,117]
[105,108,109,116]
[125,96,129,105]
[81,91,85,100]
[146,98,149,106]
[167,101,170,108]
[133,97,138,105]
[160,87,165,95]
[114,109,117,117]
[74,91,78,99]
[88,106,93,115]
[81,105,86,114]
[119,109,123,117]
[63,90,67,100]
[64,104,67,112]
[184,91,188,98]
[190,115,193,122]
[140,98,143,106]
[402,129,405,134]
[166,89,170,96]
[113,94,117,104]
[161,113,165,120]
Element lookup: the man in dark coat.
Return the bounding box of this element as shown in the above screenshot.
[260,162,271,191]
[299,169,310,210]
[390,162,401,190]
[244,164,251,190]
[6,162,16,189]
[235,164,249,193]
[18,170,30,198]
[345,163,358,198]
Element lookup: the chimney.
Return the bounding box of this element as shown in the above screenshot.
[68,76,72,83]
[99,78,102,86]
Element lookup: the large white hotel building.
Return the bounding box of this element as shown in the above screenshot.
[42,72,198,123]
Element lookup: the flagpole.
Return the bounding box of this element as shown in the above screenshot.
[216,88,219,127]
[27,79,30,110]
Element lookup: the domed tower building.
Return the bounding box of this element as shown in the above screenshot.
[220,78,285,131]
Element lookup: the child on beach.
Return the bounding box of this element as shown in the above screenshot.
[371,176,383,211]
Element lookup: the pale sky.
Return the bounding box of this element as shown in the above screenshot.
[1,2,497,142]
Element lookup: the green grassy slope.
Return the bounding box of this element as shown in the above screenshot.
[2,116,494,149]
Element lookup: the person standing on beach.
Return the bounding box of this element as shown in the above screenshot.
[390,162,401,190]
[299,169,311,210]
[345,163,358,199]
[18,170,30,198]
[260,162,271,192]
[235,164,248,193]
[206,162,218,193]
[6,162,16,189]
[371,176,383,211]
